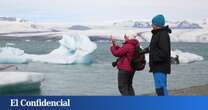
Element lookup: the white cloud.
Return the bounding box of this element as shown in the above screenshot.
[0,0,207,23]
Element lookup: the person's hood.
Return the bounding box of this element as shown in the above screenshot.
[124,39,139,46]
[151,25,172,35]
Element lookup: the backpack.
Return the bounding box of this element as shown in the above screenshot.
[131,46,146,71]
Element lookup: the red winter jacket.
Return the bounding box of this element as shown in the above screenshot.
[111,39,139,73]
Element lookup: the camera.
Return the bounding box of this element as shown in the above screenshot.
[112,59,118,67]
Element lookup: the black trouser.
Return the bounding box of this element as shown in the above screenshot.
[118,70,135,96]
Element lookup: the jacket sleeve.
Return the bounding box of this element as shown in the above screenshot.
[157,32,170,59]
[111,44,129,57]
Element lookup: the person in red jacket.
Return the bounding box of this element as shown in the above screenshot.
[110,34,139,96]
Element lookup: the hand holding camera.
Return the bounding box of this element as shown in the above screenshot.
[110,35,116,47]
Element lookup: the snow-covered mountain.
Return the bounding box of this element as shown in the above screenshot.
[69,25,91,30]
[113,20,135,27]
[0,17,68,35]
[0,17,27,22]
[113,20,151,28]
[0,16,207,43]
[113,20,202,29]
[0,21,54,34]
[168,20,202,29]
[133,21,151,28]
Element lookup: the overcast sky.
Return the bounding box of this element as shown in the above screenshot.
[0,0,207,24]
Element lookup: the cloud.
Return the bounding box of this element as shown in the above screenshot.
[0,0,207,23]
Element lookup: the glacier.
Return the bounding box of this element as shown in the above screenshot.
[0,33,97,64]
[0,19,208,43]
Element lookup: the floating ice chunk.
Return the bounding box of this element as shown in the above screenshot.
[145,49,204,64]
[171,49,204,63]
[25,33,97,64]
[25,39,31,42]
[0,72,44,94]
[6,42,15,46]
[0,47,30,64]
[0,33,97,65]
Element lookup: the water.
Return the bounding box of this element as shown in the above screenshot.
[0,39,208,95]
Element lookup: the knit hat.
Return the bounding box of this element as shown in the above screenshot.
[152,14,165,27]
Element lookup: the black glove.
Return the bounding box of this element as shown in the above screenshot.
[140,47,150,54]
[112,59,119,67]
[112,61,117,67]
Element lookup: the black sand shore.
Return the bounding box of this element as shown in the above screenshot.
[146,85,208,96]
[169,85,208,96]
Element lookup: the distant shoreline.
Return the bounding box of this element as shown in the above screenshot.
[0,30,64,40]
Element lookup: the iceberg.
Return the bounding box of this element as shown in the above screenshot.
[0,47,30,64]
[171,49,204,63]
[5,42,15,46]
[0,33,97,64]
[145,49,204,64]
[25,33,97,64]
[0,72,44,94]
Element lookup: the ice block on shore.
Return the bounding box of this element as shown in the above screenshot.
[0,72,44,94]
